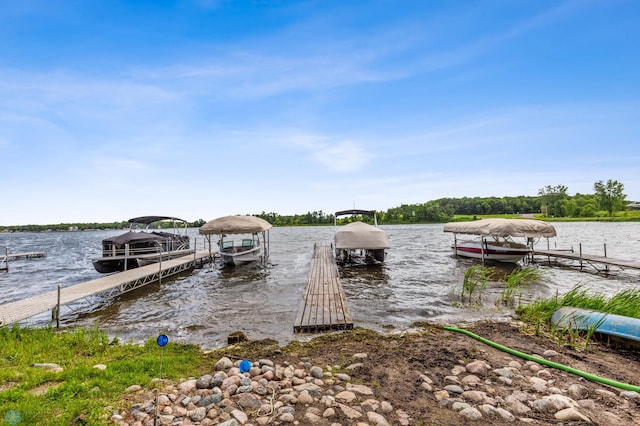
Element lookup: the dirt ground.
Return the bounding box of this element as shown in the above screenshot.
[216,321,640,425]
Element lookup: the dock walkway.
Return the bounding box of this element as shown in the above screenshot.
[533,248,640,273]
[1,251,46,272]
[0,251,213,327]
[294,243,353,333]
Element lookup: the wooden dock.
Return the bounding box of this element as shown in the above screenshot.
[0,251,213,327]
[533,247,640,273]
[294,243,353,333]
[1,251,46,272]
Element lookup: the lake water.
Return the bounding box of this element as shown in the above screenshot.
[1,222,638,349]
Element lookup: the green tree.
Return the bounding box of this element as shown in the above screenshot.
[538,185,568,217]
[593,179,627,217]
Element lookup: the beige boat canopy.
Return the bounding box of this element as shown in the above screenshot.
[443,218,557,238]
[335,221,390,249]
[199,215,272,235]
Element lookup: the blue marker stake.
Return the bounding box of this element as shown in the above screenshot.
[154,334,169,426]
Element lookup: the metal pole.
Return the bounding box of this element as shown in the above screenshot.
[158,247,162,286]
[604,242,609,273]
[56,284,61,329]
[453,235,458,256]
[579,243,583,270]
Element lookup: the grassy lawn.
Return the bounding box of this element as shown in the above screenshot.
[0,325,211,425]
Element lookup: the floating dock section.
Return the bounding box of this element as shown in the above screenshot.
[533,244,640,274]
[0,251,46,272]
[0,251,213,327]
[294,243,353,333]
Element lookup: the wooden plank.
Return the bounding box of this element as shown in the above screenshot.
[294,243,353,333]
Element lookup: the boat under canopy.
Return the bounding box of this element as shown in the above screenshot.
[443,218,556,264]
[334,209,389,264]
[92,216,192,274]
[199,215,272,266]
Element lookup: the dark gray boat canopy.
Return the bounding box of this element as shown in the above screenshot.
[334,209,376,217]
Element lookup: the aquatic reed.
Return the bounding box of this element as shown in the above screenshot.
[461,265,493,304]
[499,267,541,307]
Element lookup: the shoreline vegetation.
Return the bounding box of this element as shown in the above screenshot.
[2,198,640,233]
[2,285,640,425]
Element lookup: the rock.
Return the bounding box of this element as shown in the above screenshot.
[215,357,233,371]
[337,403,363,419]
[554,407,591,422]
[531,394,575,414]
[366,411,390,426]
[347,383,374,396]
[466,360,490,376]
[567,383,590,400]
[303,412,323,422]
[461,374,481,385]
[335,373,351,381]
[190,407,207,422]
[444,384,463,394]
[493,368,514,378]
[310,366,324,379]
[335,390,357,403]
[323,407,336,418]
[620,390,640,400]
[459,406,483,420]
[231,409,248,424]
[176,379,196,395]
[196,374,213,389]
[496,407,515,422]
[298,393,314,404]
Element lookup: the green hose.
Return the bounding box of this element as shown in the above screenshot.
[443,326,640,393]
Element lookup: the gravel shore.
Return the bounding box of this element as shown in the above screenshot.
[111,324,640,425]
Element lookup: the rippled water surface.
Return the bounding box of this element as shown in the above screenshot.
[1,222,638,348]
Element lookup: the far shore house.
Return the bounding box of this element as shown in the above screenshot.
[627,202,640,210]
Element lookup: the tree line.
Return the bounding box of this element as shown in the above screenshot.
[0,180,632,232]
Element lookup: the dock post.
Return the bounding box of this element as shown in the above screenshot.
[579,243,583,270]
[56,284,61,329]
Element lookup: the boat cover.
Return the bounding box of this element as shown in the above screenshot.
[102,231,167,245]
[443,218,556,238]
[199,215,272,235]
[335,221,389,249]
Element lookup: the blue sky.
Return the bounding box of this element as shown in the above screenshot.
[1,0,639,226]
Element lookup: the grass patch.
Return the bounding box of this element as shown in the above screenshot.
[0,324,210,425]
